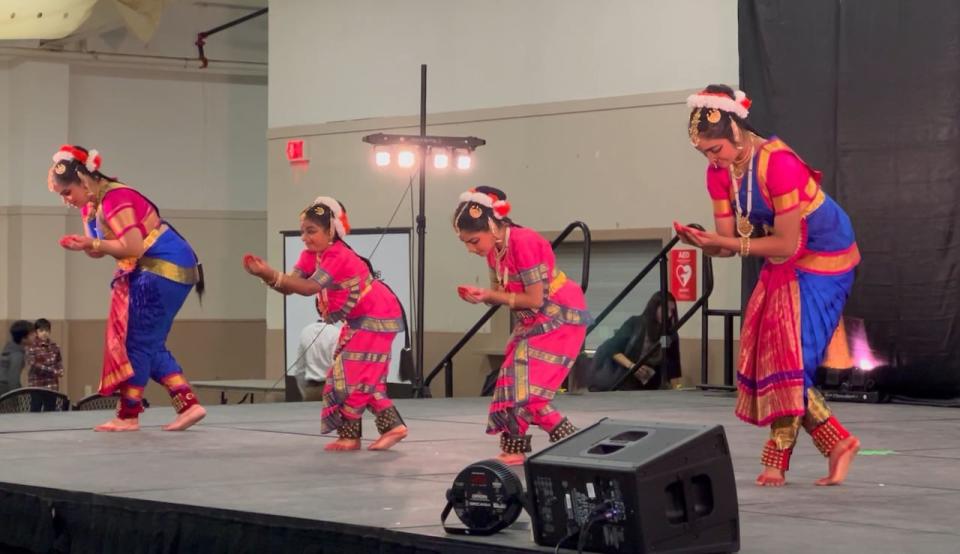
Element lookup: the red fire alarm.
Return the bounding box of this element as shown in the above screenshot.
[286,139,306,163]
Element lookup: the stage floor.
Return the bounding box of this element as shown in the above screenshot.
[1,390,959,553]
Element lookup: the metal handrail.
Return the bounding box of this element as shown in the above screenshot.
[583,223,717,391]
[610,240,715,390]
[422,221,592,397]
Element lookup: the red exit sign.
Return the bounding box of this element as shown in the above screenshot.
[286,139,307,163]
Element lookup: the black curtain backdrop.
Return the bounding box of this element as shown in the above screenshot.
[739,0,960,396]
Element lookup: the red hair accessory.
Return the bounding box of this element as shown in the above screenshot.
[52,144,102,173]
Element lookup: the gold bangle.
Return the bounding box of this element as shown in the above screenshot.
[274,272,285,290]
[92,238,101,252]
[739,236,751,257]
[262,270,279,287]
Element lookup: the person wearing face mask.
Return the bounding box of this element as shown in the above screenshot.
[454,186,591,465]
[588,292,682,392]
[50,145,205,433]
[242,197,408,452]
[677,85,861,487]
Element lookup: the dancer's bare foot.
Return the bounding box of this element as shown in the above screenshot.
[816,435,860,486]
[324,438,361,451]
[162,405,206,431]
[368,425,408,451]
[94,418,140,432]
[495,452,526,466]
[755,467,786,487]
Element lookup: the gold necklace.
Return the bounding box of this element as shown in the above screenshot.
[730,144,752,180]
[83,181,108,223]
[494,227,510,289]
[730,144,755,238]
[91,180,109,206]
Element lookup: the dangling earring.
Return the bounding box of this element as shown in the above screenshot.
[85,178,100,204]
[488,217,503,245]
[731,120,743,144]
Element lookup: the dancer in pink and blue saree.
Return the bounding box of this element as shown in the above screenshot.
[50,144,205,433]
[678,86,861,487]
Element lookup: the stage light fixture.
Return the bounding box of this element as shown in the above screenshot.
[821,366,887,403]
[397,149,416,168]
[433,149,450,169]
[455,150,472,170]
[360,74,488,399]
[374,148,391,167]
[441,459,528,536]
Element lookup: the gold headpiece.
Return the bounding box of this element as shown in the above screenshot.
[706,108,722,124]
[689,108,702,145]
[468,205,483,219]
[314,206,325,216]
[54,163,67,175]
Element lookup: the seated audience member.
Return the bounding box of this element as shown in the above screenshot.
[291,298,341,401]
[589,292,681,391]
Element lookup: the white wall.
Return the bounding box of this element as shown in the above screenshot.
[68,69,267,211]
[8,62,70,207]
[0,66,10,206]
[0,61,267,210]
[268,0,739,127]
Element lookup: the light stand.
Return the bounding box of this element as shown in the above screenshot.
[362,65,486,398]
